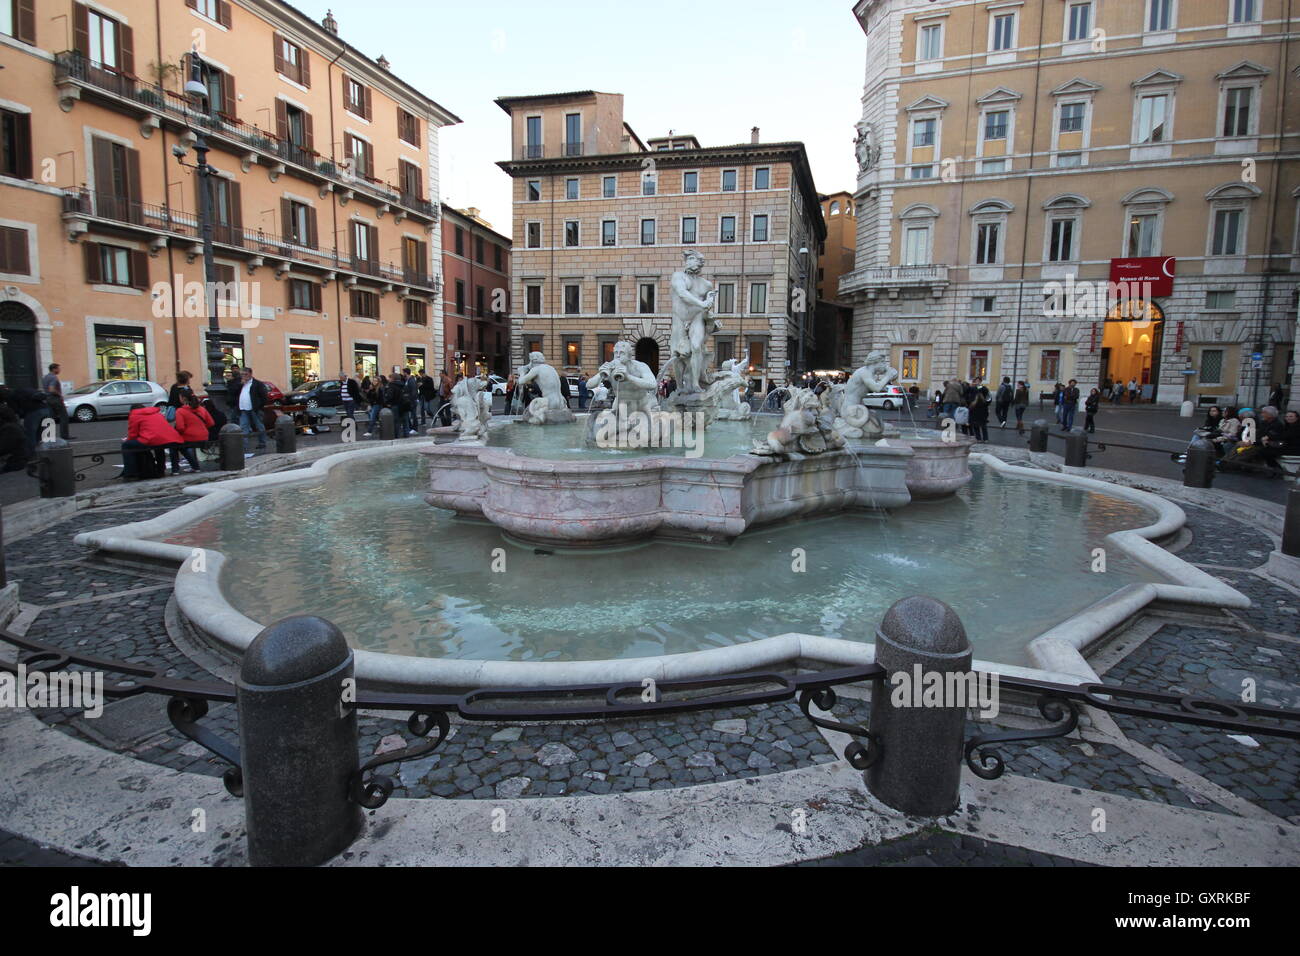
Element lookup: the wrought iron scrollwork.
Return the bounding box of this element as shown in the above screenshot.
[798,687,881,771]
[166,696,243,796]
[349,709,450,810]
[963,694,1078,780]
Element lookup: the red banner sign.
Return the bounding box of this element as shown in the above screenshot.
[1109,257,1175,298]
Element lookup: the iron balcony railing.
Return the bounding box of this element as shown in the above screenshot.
[54,51,438,222]
[62,187,440,293]
[522,144,544,159]
[563,140,583,157]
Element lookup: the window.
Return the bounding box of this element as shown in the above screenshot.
[1148,0,1173,31]
[85,8,123,70]
[1055,152,1083,168]
[0,225,30,275]
[640,219,656,245]
[0,109,32,179]
[969,349,989,381]
[991,13,1015,51]
[565,220,579,247]
[454,226,464,256]
[919,23,942,60]
[525,116,542,158]
[683,171,698,194]
[903,225,930,265]
[284,199,312,245]
[749,283,767,314]
[564,284,580,315]
[600,284,617,315]
[1067,2,1091,41]
[475,236,485,264]
[1048,218,1076,262]
[1127,213,1159,256]
[564,113,582,155]
[525,285,542,314]
[639,283,656,314]
[289,278,319,311]
[476,285,485,317]
[1232,0,1257,22]
[748,339,766,371]
[565,178,579,200]
[975,222,1000,265]
[721,169,737,192]
[405,299,428,326]
[344,77,370,119]
[716,339,735,365]
[682,217,697,244]
[85,242,143,288]
[454,279,465,314]
[1200,349,1224,384]
[398,109,421,146]
[398,160,423,201]
[565,339,581,367]
[972,296,996,313]
[753,168,770,190]
[274,34,309,86]
[602,220,617,246]
[909,165,934,180]
[350,289,378,318]
[494,245,503,271]
[716,283,735,314]
[1040,349,1061,381]
[642,173,656,196]
[984,111,1008,140]
[900,350,920,380]
[526,222,541,248]
[720,216,736,243]
[1223,87,1252,137]
[602,176,616,198]
[526,180,541,202]
[1136,94,1169,143]
[748,214,767,242]
[1211,208,1243,256]
[1206,290,1236,309]
[913,118,936,148]
[1059,102,1085,133]
[345,133,373,179]
[980,159,1007,175]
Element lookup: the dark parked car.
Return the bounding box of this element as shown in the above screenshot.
[283,380,343,409]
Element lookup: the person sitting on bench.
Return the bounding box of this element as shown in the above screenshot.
[173,394,214,474]
[121,405,182,480]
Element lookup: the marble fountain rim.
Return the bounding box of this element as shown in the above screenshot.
[71,443,1248,691]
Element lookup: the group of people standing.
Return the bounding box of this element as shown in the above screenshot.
[355,369,446,436]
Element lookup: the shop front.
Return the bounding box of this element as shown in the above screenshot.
[289,338,322,388]
[94,324,149,382]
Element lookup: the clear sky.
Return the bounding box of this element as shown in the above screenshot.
[293,0,866,237]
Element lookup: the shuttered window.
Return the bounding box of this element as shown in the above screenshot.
[91,136,142,224]
[0,225,30,275]
[83,242,147,289]
[397,108,421,146]
[272,33,310,87]
[6,0,36,44]
[74,3,133,74]
[186,0,232,28]
[344,77,372,120]
[0,109,32,179]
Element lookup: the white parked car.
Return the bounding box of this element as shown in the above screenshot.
[487,374,508,395]
[862,385,908,411]
[65,380,169,422]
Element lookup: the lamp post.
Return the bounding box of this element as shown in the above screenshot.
[179,50,230,416]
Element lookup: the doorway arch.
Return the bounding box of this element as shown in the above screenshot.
[0,301,39,389]
[634,336,660,372]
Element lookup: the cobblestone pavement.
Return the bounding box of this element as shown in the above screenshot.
[2,475,1297,865]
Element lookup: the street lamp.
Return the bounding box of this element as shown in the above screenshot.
[175,49,230,416]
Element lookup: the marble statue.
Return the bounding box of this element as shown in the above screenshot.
[451,374,492,441]
[831,351,898,440]
[751,387,845,458]
[517,351,574,425]
[666,250,719,400]
[585,339,662,446]
[705,353,751,421]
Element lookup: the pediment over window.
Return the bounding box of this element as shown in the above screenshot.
[1050,77,1102,97]
[1043,193,1091,210]
[976,86,1023,106]
[1131,69,1183,89]
[905,94,950,113]
[1204,182,1262,201]
[969,198,1013,214]
[898,202,940,220]
[1217,60,1271,81]
[1121,186,1174,205]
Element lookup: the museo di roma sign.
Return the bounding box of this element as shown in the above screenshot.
[1109,256,1175,298]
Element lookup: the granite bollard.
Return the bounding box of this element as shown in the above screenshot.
[866,596,971,816]
[237,615,362,866]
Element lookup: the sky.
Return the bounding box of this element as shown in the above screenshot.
[293,0,866,236]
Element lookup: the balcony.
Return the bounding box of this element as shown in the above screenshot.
[522,144,544,159]
[53,51,438,224]
[839,264,949,299]
[61,188,440,296]
[562,140,583,157]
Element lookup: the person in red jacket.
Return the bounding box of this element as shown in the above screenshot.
[172,395,214,473]
[121,405,182,480]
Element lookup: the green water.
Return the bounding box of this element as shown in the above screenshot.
[165,455,1166,666]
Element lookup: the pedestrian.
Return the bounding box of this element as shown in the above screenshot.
[364,376,386,436]
[1269,382,1288,409]
[439,371,454,425]
[0,405,27,472]
[418,373,437,425]
[994,376,1012,428]
[402,369,420,434]
[41,362,71,440]
[1052,382,1065,424]
[1128,377,1139,403]
[172,394,213,473]
[968,391,989,442]
[953,401,970,436]
[235,366,269,455]
[577,374,589,410]
[340,371,361,421]
[1060,379,1081,431]
[1012,380,1029,433]
[941,379,962,420]
[1084,388,1100,434]
[120,404,181,480]
[201,396,226,441]
[504,373,517,414]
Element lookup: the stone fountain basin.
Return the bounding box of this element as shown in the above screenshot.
[874,434,978,500]
[422,442,916,548]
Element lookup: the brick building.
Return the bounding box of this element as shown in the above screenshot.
[440,205,511,377]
